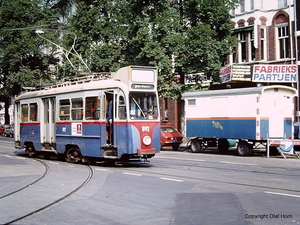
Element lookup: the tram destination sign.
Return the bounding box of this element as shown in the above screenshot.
[252,65,297,83]
[131,84,155,89]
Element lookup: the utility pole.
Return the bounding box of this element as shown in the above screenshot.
[295,0,300,121]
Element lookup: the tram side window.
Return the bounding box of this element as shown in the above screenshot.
[59,99,70,120]
[118,96,126,119]
[30,103,38,121]
[72,98,83,120]
[21,104,29,122]
[85,97,100,120]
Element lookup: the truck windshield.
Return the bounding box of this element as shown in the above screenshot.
[129,92,158,120]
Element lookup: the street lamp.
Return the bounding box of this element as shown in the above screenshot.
[35,29,91,74]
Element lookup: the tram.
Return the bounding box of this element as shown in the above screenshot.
[14,66,160,163]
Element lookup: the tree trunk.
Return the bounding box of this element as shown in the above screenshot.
[4,97,10,125]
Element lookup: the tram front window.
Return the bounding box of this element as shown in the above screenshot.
[129,92,158,120]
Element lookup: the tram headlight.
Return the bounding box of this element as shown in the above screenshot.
[142,135,152,146]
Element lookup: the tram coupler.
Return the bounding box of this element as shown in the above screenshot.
[142,158,150,164]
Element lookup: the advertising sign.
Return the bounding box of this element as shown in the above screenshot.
[252,65,297,83]
[219,65,251,83]
[231,65,252,81]
[72,123,82,136]
[185,73,210,85]
[219,65,232,83]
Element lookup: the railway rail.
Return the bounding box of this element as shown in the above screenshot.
[1,138,300,224]
[0,151,94,225]
[0,153,50,200]
[120,156,300,195]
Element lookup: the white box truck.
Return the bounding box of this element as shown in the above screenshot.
[182,85,300,156]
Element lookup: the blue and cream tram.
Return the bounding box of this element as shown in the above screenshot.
[14,66,160,163]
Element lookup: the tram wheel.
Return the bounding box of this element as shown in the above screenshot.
[65,147,83,163]
[25,145,36,157]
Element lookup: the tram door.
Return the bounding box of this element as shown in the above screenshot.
[105,92,114,145]
[42,98,56,147]
[14,102,21,141]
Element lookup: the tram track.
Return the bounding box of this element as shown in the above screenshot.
[152,157,300,178]
[0,153,50,200]
[3,165,93,225]
[0,150,94,225]
[120,157,300,195]
[125,166,300,194]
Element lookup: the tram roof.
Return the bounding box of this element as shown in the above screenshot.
[15,79,128,100]
[182,85,297,99]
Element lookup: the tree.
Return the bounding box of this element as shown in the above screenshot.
[64,0,239,99]
[0,0,60,124]
[179,0,239,77]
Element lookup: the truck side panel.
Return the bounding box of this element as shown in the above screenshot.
[186,118,256,140]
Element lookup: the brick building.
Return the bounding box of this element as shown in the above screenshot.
[225,0,299,88]
[159,98,182,131]
[162,0,300,134]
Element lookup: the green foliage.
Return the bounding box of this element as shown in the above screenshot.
[63,0,239,99]
[0,0,60,97]
[0,0,240,103]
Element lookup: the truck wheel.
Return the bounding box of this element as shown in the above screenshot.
[237,141,250,156]
[218,139,229,153]
[172,145,179,151]
[190,139,201,153]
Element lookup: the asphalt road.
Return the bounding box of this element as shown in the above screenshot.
[0,137,300,225]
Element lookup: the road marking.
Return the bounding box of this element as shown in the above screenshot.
[95,168,108,172]
[159,177,183,182]
[156,156,205,162]
[265,191,300,198]
[4,154,12,158]
[220,161,257,166]
[122,172,142,176]
[0,140,14,144]
[49,161,59,165]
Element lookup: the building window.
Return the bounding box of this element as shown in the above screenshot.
[250,31,255,61]
[232,47,237,63]
[260,0,264,9]
[187,99,196,106]
[277,24,290,59]
[260,28,266,60]
[250,0,254,10]
[240,32,246,62]
[278,0,287,8]
[240,0,245,13]
[236,29,256,63]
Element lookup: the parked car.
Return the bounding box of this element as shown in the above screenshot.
[0,125,5,135]
[0,125,10,136]
[160,125,183,150]
[3,125,14,138]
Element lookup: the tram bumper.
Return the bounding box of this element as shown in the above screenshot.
[138,148,156,157]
